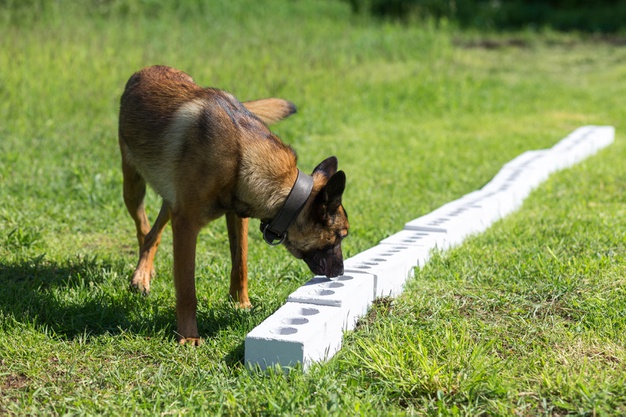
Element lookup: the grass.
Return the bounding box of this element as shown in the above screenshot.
[1,0,626,414]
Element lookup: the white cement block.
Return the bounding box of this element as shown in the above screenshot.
[479,165,547,217]
[404,192,501,247]
[590,126,615,151]
[287,273,375,331]
[453,190,506,228]
[551,125,596,153]
[484,164,546,195]
[245,125,616,373]
[486,188,522,218]
[501,149,553,172]
[483,175,532,204]
[245,302,344,371]
[344,244,420,298]
[508,150,562,182]
[403,216,468,248]
[380,229,444,251]
[529,150,565,178]
[551,126,614,166]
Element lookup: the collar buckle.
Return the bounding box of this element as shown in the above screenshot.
[261,222,287,246]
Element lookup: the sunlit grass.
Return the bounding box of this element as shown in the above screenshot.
[1,0,626,414]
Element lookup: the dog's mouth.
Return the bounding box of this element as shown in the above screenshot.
[302,244,344,278]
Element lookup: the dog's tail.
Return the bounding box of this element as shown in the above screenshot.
[243,98,297,125]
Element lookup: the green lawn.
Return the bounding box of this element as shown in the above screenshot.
[1,1,626,414]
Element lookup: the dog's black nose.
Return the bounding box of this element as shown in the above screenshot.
[324,263,344,279]
[302,244,344,278]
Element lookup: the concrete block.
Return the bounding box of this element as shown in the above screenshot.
[529,150,565,178]
[552,125,596,153]
[245,302,344,371]
[380,229,444,251]
[245,125,616,372]
[344,244,419,298]
[590,126,615,151]
[404,192,501,247]
[479,165,547,217]
[512,151,561,182]
[403,216,469,248]
[493,148,558,182]
[551,126,614,166]
[494,188,524,218]
[501,149,553,172]
[453,190,505,228]
[287,273,375,331]
[484,164,545,196]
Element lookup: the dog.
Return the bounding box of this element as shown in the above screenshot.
[118,66,349,345]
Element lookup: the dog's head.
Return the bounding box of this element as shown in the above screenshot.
[283,156,349,278]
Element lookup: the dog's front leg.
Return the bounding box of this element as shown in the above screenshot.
[226,212,251,308]
[171,210,202,345]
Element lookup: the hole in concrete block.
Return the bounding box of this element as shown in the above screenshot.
[297,307,320,316]
[336,276,353,281]
[322,282,345,289]
[309,289,335,296]
[270,326,298,335]
[282,317,309,325]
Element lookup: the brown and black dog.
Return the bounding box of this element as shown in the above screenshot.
[118,66,349,344]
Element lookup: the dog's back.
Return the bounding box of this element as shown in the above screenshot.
[118,65,297,206]
[120,66,200,142]
[120,67,245,202]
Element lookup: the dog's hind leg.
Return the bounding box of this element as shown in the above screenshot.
[121,155,169,294]
[226,212,251,308]
[121,156,151,249]
[130,202,170,295]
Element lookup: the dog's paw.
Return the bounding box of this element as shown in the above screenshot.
[130,269,151,296]
[179,337,203,346]
[234,300,253,310]
[229,292,252,309]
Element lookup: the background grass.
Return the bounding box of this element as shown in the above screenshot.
[1,0,626,414]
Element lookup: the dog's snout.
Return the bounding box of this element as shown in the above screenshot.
[302,244,344,278]
[323,254,344,278]
[325,262,344,279]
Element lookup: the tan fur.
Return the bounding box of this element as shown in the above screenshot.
[118,66,348,344]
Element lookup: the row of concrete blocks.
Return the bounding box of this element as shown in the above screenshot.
[245,125,615,371]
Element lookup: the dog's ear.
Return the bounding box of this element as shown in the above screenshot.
[312,156,338,178]
[242,98,296,125]
[325,171,346,212]
[314,170,346,219]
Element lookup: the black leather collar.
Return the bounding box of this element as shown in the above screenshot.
[260,169,314,245]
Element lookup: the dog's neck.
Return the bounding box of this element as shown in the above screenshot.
[235,144,300,221]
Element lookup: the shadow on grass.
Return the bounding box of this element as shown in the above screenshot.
[0,254,247,363]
